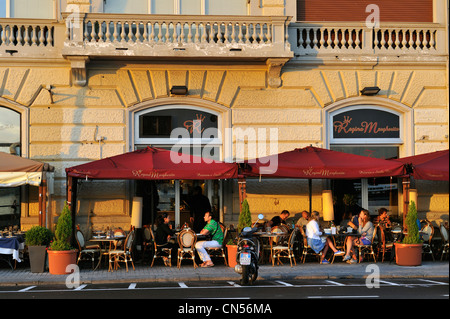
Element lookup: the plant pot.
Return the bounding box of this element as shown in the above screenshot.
[226,245,238,268]
[395,243,423,266]
[47,249,78,275]
[28,246,47,273]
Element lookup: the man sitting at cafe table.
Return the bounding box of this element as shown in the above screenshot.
[267,210,290,228]
[195,211,224,267]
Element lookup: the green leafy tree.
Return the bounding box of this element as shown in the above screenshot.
[238,199,252,234]
[403,201,422,245]
[50,202,74,251]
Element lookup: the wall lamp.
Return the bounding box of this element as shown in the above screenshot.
[170,86,188,95]
[360,86,380,96]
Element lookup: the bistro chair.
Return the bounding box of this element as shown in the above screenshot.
[376,226,394,263]
[142,226,153,262]
[330,234,348,264]
[75,226,101,269]
[149,228,173,267]
[439,223,449,261]
[421,220,435,261]
[271,228,298,267]
[205,225,228,266]
[108,229,135,272]
[177,229,198,269]
[299,227,321,263]
[355,225,377,263]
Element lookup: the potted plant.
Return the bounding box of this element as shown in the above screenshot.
[395,201,423,266]
[237,199,252,234]
[26,226,53,273]
[47,202,78,275]
[226,238,238,268]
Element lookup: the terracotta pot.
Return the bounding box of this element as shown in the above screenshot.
[47,249,78,275]
[226,245,238,268]
[395,243,423,266]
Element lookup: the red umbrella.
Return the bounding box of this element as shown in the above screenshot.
[391,149,449,181]
[242,146,406,179]
[66,146,237,180]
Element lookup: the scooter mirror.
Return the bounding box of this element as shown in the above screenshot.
[258,214,264,220]
[243,227,252,232]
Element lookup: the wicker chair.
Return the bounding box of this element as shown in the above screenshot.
[376,226,394,262]
[355,225,377,263]
[439,223,449,261]
[177,229,198,269]
[149,228,172,267]
[205,226,228,266]
[75,227,101,269]
[299,227,321,263]
[142,226,153,262]
[271,228,298,267]
[108,229,136,272]
[421,220,435,261]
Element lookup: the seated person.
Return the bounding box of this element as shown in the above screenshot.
[306,211,345,264]
[155,213,176,266]
[195,211,224,267]
[296,210,311,229]
[339,211,352,228]
[267,210,290,228]
[343,209,375,263]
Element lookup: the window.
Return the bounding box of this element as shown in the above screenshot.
[0,106,21,228]
[0,0,6,18]
[9,0,53,18]
[0,106,21,155]
[135,106,221,161]
[328,105,404,219]
[102,0,248,15]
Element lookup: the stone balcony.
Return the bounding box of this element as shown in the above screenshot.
[1,15,447,85]
[288,22,448,66]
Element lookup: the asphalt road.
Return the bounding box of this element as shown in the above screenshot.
[1,278,448,301]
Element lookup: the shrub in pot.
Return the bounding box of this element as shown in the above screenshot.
[26,226,53,273]
[395,201,423,266]
[47,202,78,275]
[237,199,252,234]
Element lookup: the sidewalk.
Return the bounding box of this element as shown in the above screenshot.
[0,261,448,286]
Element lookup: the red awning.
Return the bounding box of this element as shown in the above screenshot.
[391,149,449,181]
[242,146,406,179]
[66,147,237,180]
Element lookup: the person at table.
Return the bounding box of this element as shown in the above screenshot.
[343,209,374,264]
[267,210,290,228]
[155,213,176,265]
[195,211,224,267]
[296,210,311,229]
[339,211,352,228]
[188,186,212,233]
[306,211,345,264]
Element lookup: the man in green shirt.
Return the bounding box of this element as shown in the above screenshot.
[195,211,224,267]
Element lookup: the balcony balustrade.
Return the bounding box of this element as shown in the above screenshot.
[61,13,292,60]
[289,22,447,64]
[1,15,446,76]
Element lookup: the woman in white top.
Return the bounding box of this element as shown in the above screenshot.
[306,211,345,264]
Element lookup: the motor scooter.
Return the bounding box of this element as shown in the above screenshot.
[234,214,264,285]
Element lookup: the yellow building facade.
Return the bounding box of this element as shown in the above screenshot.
[0,0,448,233]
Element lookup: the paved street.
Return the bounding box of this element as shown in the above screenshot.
[0,277,448,300]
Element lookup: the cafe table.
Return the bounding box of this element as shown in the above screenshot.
[89,235,126,270]
[253,231,289,264]
[0,236,25,269]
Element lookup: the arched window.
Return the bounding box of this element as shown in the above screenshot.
[0,106,21,155]
[134,105,222,161]
[0,105,22,228]
[325,100,412,220]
